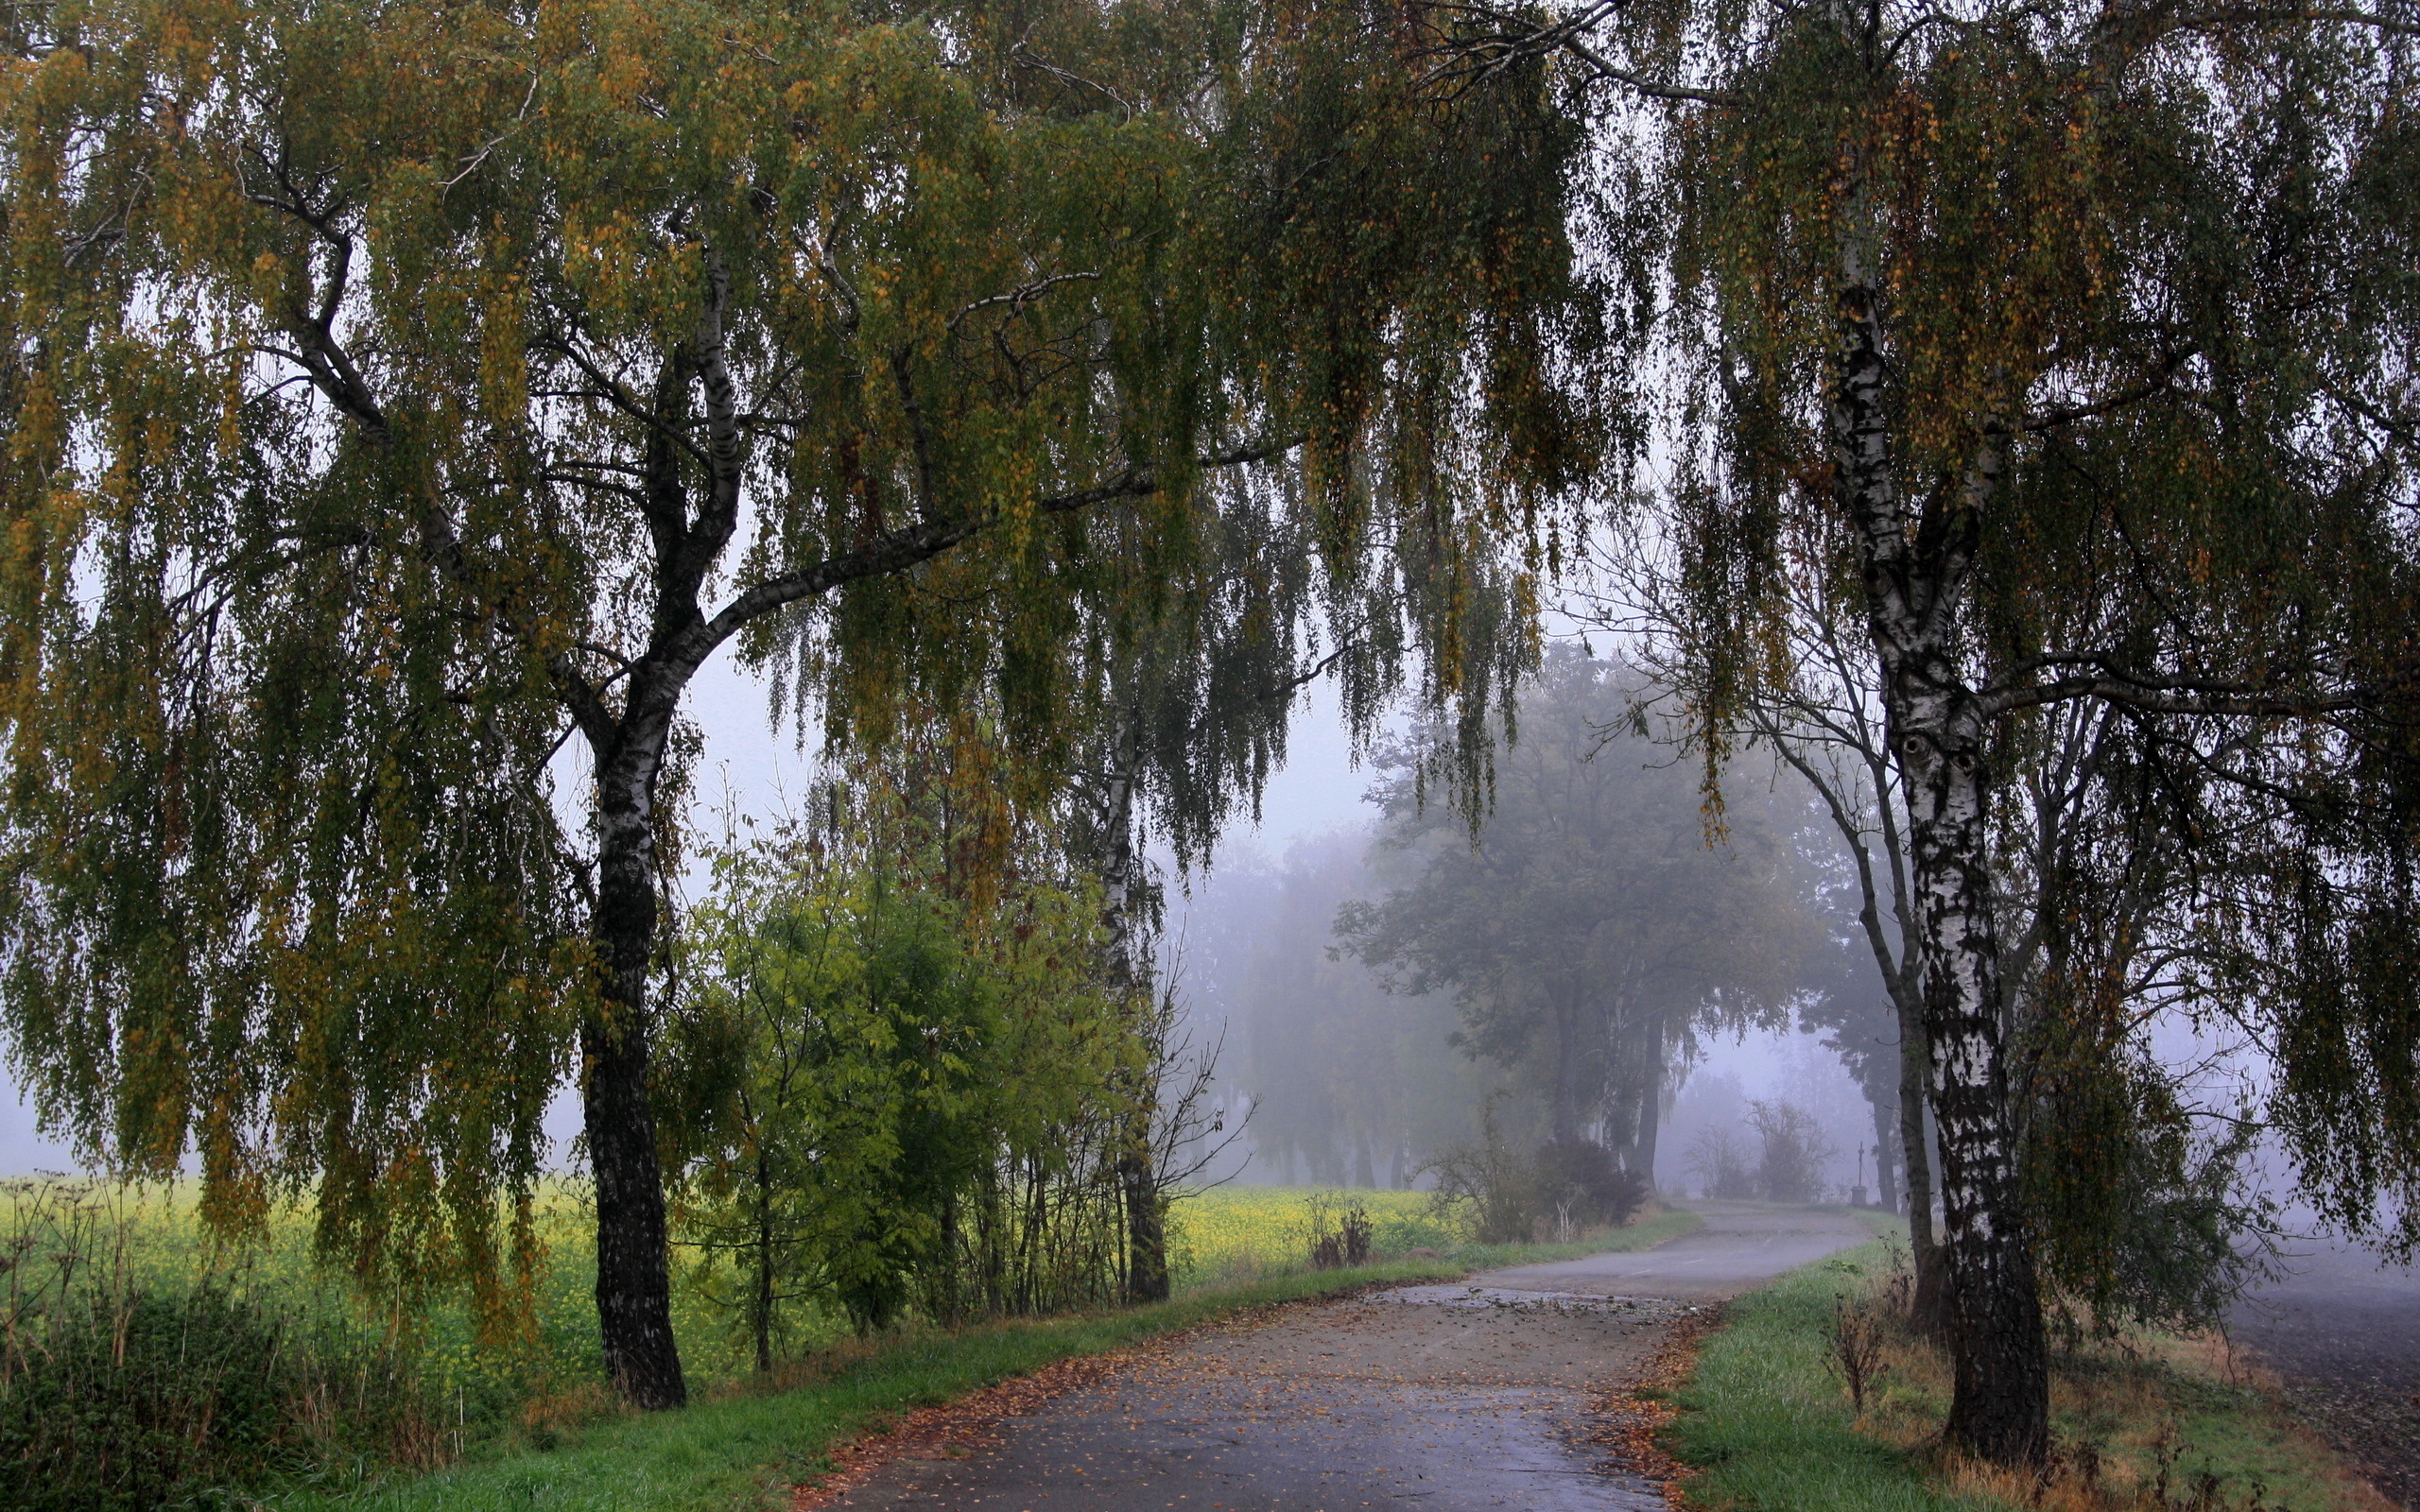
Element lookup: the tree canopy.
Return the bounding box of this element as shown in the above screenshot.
[0,0,1611,1406]
[1340,647,1813,1170]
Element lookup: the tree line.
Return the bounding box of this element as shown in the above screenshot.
[4,0,2414,1470]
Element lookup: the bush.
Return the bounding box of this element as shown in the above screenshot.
[1687,1126,1758,1199]
[1425,1099,1546,1243]
[1747,1101,1832,1203]
[1305,1197,1374,1269]
[1534,1139,1649,1228]
[0,1283,303,1512]
[1426,1100,1650,1242]
[0,1180,442,1510]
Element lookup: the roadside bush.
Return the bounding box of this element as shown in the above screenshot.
[0,1283,304,1512]
[1534,1139,1649,1227]
[0,1180,442,1510]
[1426,1101,1651,1241]
[1425,1098,1545,1242]
[1305,1195,1374,1268]
[1687,1126,1758,1199]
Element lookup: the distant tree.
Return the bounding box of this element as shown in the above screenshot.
[1340,648,1811,1176]
[0,0,1607,1407]
[1213,831,1477,1188]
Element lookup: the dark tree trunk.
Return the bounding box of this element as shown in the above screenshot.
[1833,171,2047,1463]
[1549,989,1584,1145]
[584,746,687,1410]
[1896,992,1951,1332]
[1120,1161,1169,1302]
[1100,709,1170,1303]
[752,1139,774,1376]
[1634,1013,1665,1188]
[1868,1083,1899,1214]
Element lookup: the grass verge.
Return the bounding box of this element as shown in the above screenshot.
[264,1210,1701,1512]
[1664,1220,2384,1512]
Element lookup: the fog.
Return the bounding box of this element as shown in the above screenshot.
[0,646,1908,1205]
[1160,827,1892,1205]
[1150,645,1902,1211]
[0,640,2345,1245]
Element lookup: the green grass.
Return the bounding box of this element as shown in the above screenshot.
[256,1208,1700,1512]
[1664,1229,1986,1512]
[1664,1216,2377,1512]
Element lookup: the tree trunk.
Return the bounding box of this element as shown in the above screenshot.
[585,743,687,1410]
[1121,1167,1169,1301]
[1894,987,1951,1332]
[1833,161,2047,1464]
[1548,989,1584,1145]
[752,1139,774,1376]
[1633,1011,1666,1186]
[1867,1083,1899,1214]
[1899,726,2048,1463]
[1100,709,1171,1303]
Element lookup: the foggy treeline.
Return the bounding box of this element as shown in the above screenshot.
[1181,646,1905,1208]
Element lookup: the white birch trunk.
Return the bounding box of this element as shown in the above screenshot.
[1830,155,2049,1465]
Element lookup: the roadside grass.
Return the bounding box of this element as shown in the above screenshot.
[1666,1217,2386,1512]
[245,1204,1701,1512]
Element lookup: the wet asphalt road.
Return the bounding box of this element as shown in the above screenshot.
[2228,1234,2420,1509]
[821,1202,1874,1511]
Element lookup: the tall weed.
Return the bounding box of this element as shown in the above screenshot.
[0,1178,442,1509]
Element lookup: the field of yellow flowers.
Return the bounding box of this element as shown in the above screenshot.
[3,1177,1463,1406]
[1165,1185,1461,1284]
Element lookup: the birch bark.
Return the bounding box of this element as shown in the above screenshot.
[1832,166,2049,1463]
[584,684,688,1410]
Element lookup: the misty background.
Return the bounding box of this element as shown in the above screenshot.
[0,642,1884,1204]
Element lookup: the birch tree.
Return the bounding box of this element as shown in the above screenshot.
[1590,524,1955,1325]
[1438,0,2420,1465]
[0,0,1605,1409]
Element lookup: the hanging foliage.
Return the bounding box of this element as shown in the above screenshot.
[0,0,1608,1407]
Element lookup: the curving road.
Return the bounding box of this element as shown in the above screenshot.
[1484,1201,1880,1302]
[812,1202,1872,1511]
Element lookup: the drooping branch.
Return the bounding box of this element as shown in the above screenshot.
[668,438,1304,683]
[1413,1,1739,106]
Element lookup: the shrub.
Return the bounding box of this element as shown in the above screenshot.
[0,1180,441,1509]
[1746,1100,1832,1203]
[1534,1139,1649,1227]
[0,1282,311,1511]
[1424,1099,1546,1243]
[1305,1198,1374,1269]
[1686,1126,1758,1199]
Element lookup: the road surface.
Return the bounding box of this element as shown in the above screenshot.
[812,1202,1873,1511]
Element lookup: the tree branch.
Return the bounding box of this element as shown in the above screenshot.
[673,438,1301,677]
[1979,656,2371,719]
